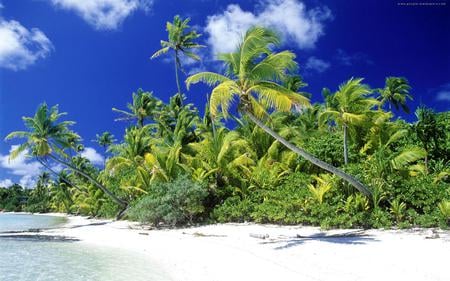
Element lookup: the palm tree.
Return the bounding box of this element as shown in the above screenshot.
[94,131,115,166]
[319,78,378,164]
[50,171,74,213]
[5,103,128,210]
[106,126,154,194]
[38,172,50,188]
[361,112,426,177]
[186,127,254,187]
[151,15,205,99]
[94,131,115,150]
[186,27,372,196]
[113,89,163,128]
[378,77,412,113]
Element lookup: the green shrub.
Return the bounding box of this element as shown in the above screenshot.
[212,196,255,222]
[97,199,120,218]
[128,176,208,226]
[369,208,392,228]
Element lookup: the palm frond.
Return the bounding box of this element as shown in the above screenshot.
[151,46,170,59]
[210,81,239,118]
[391,147,426,170]
[186,72,231,89]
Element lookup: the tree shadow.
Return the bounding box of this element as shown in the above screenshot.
[260,232,378,250]
[67,221,109,229]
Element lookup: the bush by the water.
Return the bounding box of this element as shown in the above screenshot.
[128,176,208,226]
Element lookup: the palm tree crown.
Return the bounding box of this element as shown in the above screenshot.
[320,78,378,164]
[5,103,80,160]
[378,77,412,113]
[94,131,115,149]
[186,27,309,118]
[151,15,205,97]
[113,89,163,128]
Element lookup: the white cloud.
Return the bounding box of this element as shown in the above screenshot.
[0,145,42,188]
[204,0,332,55]
[80,147,104,165]
[19,175,37,189]
[335,49,373,66]
[0,19,53,70]
[436,91,450,102]
[435,83,450,102]
[0,179,13,188]
[305,56,330,73]
[49,0,153,30]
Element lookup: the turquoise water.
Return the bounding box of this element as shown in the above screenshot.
[0,214,67,232]
[0,214,170,281]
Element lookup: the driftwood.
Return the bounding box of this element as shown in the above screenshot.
[249,233,270,239]
[183,231,227,237]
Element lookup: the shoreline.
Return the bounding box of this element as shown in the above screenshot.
[2,213,448,281]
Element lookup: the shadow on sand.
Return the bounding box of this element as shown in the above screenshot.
[259,231,378,250]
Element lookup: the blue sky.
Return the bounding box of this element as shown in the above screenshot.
[0,0,449,187]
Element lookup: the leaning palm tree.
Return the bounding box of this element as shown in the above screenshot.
[319,78,378,164]
[378,77,412,113]
[5,103,127,210]
[113,89,163,128]
[186,27,371,196]
[151,15,205,99]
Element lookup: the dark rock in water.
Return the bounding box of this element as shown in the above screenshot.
[0,234,80,242]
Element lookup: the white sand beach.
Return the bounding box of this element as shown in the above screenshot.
[22,215,447,281]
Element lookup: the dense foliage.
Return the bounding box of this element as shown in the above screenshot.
[1,19,449,229]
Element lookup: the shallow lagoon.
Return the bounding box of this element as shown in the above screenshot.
[0,214,170,281]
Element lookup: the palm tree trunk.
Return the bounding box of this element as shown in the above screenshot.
[138,117,144,128]
[37,158,82,192]
[343,123,349,165]
[245,111,371,196]
[48,154,128,208]
[174,50,183,103]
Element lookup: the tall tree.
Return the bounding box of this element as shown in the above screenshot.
[186,27,371,196]
[5,104,128,210]
[319,78,378,164]
[151,15,205,100]
[413,106,446,171]
[378,77,412,113]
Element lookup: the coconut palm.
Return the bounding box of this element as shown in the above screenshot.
[186,127,254,187]
[94,131,116,166]
[5,103,127,210]
[361,112,426,177]
[94,131,115,150]
[378,77,412,113]
[186,27,371,196]
[320,78,378,165]
[151,15,205,99]
[113,89,163,128]
[49,171,74,213]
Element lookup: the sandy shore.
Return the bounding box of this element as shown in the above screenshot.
[17,215,450,281]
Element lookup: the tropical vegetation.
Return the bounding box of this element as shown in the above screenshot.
[1,17,449,229]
